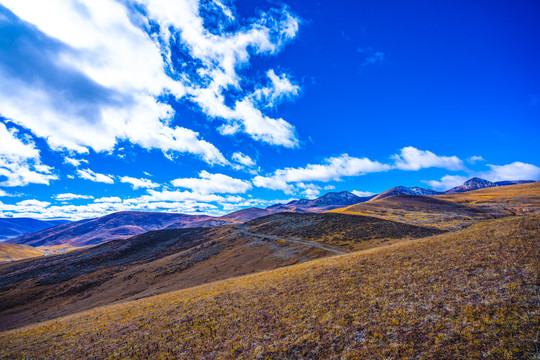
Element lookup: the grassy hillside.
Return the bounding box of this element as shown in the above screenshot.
[0,243,44,262]
[1,215,537,359]
[0,212,438,330]
[437,181,540,212]
[329,182,540,230]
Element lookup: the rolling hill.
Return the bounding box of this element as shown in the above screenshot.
[267,191,374,213]
[330,181,540,230]
[7,211,230,248]
[5,191,374,249]
[0,243,44,262]
[0,218,69,241]
[0,212,442,331]
[1,215,537,359]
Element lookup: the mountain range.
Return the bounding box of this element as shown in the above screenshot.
[0,218,69,242]
[445,177,533,193]
[0,177,536,249]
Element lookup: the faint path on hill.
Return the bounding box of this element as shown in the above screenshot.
[237,230,346,255]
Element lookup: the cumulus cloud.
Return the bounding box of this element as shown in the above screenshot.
[479,162,540,182]
[63,157,88,167]
[0,121,58,187]
[0,0,300,166]
[232,152,256,167]
[76,169,115,184]
[422,175,468,191]
[94,196,122,203]
[120,176,159,190]
[253,154,391,194]
[392,147,465,171]
[55,193,94,201]
[352,190,376,197]
[16,199,50,208]
[143,0,300,147]
[171,170,252,194]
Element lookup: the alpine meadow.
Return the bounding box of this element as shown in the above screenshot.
[0,0,538,359]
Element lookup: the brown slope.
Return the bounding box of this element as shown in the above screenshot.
[330,182,540,230]
[9,211,219,247]
[218,207,273,222]
[1,215,537,359]
[0,243,44,262]
[436,180,540,214]
[329,194,502,230]
[0,212,441,331]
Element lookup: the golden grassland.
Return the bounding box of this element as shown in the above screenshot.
[0,244,44,262]
[329,182,540,231]
[438,181,540,210]
[1,215,538,359]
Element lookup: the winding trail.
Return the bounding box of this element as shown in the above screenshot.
[237,230,346,255]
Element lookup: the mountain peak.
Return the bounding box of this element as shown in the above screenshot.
[370,186,441,201]
[446,177,493,194]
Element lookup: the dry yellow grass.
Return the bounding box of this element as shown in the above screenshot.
[437,181,540,210]
[0,243,44,262]
[0,215,538,359]
[329,182,540,231]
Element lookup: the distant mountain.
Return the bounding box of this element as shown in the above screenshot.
[219,207,273,222]
[8,211,229,247]
[445,177,534,194]
[0,218,69,242]
[370,186,442,201]
[267,191,374,213]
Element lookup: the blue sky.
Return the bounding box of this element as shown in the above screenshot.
[0,0,538,220]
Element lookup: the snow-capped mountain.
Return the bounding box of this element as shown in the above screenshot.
[267,191,373,212]
[445,177,534,194]
[370,186,442,201]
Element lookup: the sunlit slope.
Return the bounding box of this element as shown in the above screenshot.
[437,181,540,211]
[0,243,44,262]
[0,212,440,330]
[329,182,540,230]
[1,215,538,359]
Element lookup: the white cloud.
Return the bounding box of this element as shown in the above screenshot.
[467,156,484,164]
[232,152,256,167]
[76,169,115,184]
[0,122,58,187]
[0,0,231,165]
[132,189,243,205]
[64,157,88,167]
[16,199,50,208]
[296,183,321,198]
[252,69,300,108]
[120,176,159,189]
[142,0,301,147]
[422,175,468,191]
[479,162,540,182]
[392,147,465,171]
[55,193,94,201]
[171,170,252,194]
[253,154,390,194]
[94,196,122,203]
[0,189,11,197]
[352,190,376,197]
